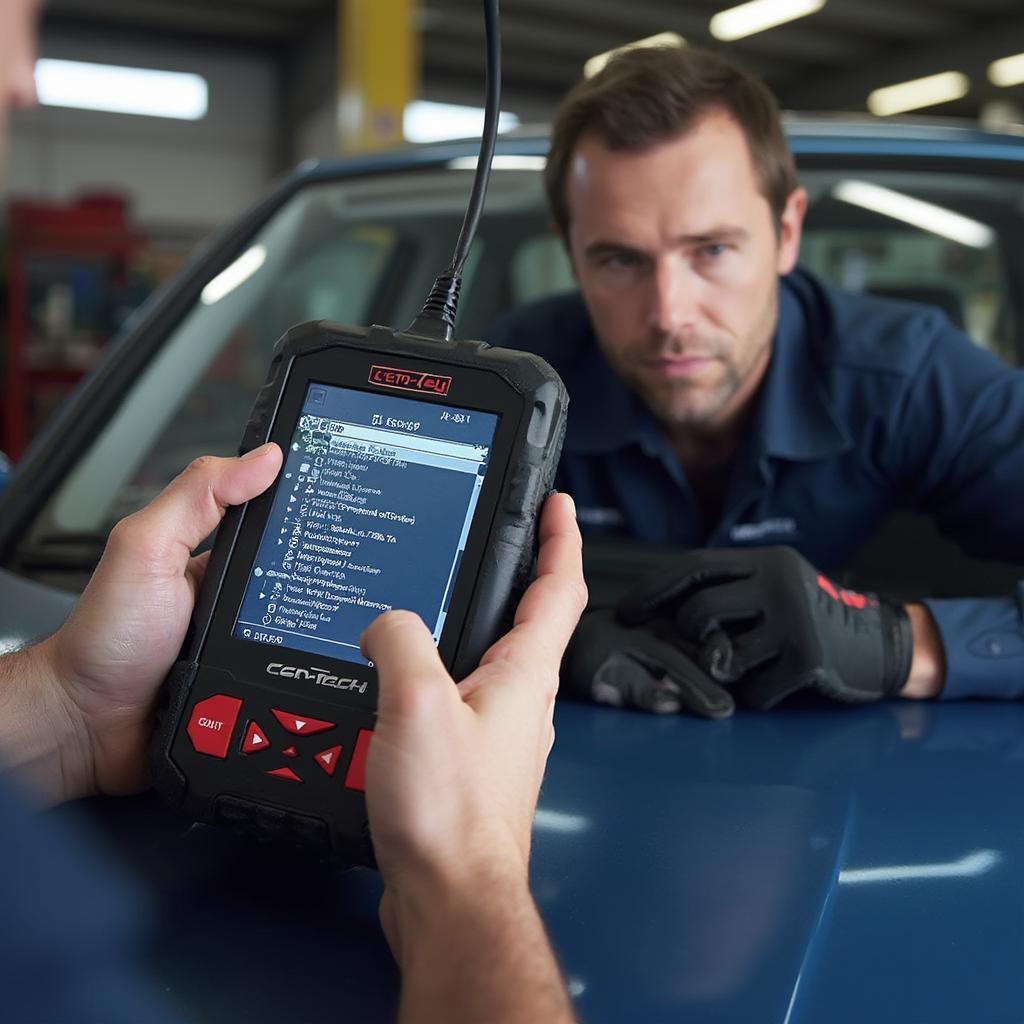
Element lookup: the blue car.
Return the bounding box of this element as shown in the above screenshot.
[2,119,1024,1022]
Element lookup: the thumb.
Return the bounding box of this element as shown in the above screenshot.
[109,443,283,574]
[360,610,454,720]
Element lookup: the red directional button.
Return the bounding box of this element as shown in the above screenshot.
[314,745,343,777]
[266,766,302,783]
[241,721,270,755]
[344,729,374,792]
[187,695,242,758]
[271,708,335,736]
[282,746,298,758]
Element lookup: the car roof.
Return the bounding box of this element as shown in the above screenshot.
[289,114,1024,188]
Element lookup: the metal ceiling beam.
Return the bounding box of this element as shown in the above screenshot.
[44,0,307,40]
[780,10,1024,110]
[817,0,961,39]
[429,1,869,66]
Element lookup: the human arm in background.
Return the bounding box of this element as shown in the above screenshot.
[361,493,585,1024]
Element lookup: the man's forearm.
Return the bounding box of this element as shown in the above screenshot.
[393,871,575,1024]
[900,603,946,700]
[0,638,84,803]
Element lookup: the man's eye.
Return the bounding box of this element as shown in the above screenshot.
[600,251,642,269]
[699,243,727,259]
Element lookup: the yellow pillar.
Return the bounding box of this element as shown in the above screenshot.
[338,0,419,153]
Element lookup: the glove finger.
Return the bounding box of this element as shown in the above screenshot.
[617,558,752,625]
[670,578,763,642]
[590,650,691,715]
[700,627,781,684]
[631,635,736,720]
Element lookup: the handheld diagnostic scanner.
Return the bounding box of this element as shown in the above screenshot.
[149,0,568,865]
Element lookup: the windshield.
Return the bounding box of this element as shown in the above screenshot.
[14,157,1024,589]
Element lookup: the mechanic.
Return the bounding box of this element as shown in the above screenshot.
[0,3,583,1022]
[487,44,1024,720]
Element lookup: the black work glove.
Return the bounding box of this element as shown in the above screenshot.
[618,546,914,710]
[562,609,735,719]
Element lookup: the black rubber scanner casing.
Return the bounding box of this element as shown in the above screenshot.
[150,320,568,866]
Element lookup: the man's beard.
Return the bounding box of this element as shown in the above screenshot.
[603,331,763,429]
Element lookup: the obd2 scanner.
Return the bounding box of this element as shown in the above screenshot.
[149,0,568,865]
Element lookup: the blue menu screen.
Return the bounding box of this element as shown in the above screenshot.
[233,382,499,666]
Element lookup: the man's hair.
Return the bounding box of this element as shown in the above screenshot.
[544,45,798,236]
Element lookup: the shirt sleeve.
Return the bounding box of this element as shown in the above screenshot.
[882,318,1024,700]
[923,587,1024,701]
[892,316,1024,562]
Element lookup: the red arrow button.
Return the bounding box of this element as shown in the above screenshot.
[314,745,343,777]
[241,721,270,755]
[344,729,374,792]
[187,695,242,759]
[266,766,302,783]
[271,708,336,736]
[281,746,298,758]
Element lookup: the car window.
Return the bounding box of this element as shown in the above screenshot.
[799,169,1016,363]
[21,168,548,563]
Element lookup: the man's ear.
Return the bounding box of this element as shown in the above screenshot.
[776,187,807,276]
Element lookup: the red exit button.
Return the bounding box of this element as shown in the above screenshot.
[187,695,243,758]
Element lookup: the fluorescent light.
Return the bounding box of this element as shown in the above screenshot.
[403,101,519,144]
[584,32,686,79]
[709,0,825,42]
[833,180,995,249]
[201,246,267,305]
[35,58,208,120]
[839,850,1000,885]
[447,155,547,171]
[989,52,1024,88]
[867,71,969,116]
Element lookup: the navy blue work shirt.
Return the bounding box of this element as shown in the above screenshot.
[486,266,1024,701]
[0,778,181,1024]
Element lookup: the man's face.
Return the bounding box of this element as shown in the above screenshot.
[565,110,806,432]
[0,0,41,169]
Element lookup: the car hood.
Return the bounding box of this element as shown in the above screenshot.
[15,553,1024,1022]
[537,698,1024,1023]
[0,568,76,653]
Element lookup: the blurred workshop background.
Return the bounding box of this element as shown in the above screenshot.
[2,0,1023,467]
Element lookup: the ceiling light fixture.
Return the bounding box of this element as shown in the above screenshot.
[988,52,1024,88]
[448,155,547,171]
[403,101,519,144]
[832,180,995,249]
[709,0,826,42]
[584,32,686,79]
[867,71,969,117]
[35,59,208,120]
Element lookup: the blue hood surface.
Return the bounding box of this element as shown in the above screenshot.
[536,700,1024,1024]
[70,697,1024,1023]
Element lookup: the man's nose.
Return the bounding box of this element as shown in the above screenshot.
[648,258,698,336]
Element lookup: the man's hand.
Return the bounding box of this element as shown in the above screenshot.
[562,609,735,718]
[619,546,916,710]
[362,492,587,898]
[0,444,283,802]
